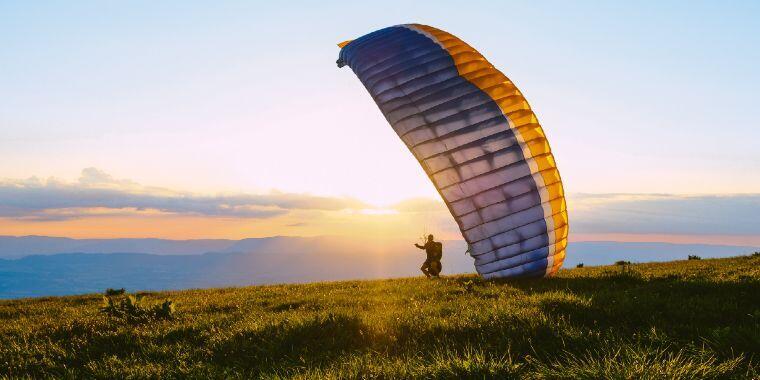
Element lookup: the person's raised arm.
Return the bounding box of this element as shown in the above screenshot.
[414,243,425,249]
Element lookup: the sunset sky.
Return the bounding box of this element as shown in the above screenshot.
[2,1,759,245]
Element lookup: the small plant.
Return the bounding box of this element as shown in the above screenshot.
[105,288,126,296]
[155,300,176,319]
[752,251,760,258]
[688,255,702,260]
[576,263,584,268]
[100,289,175,322]
[462,280,475,293]
[613,260,638,277]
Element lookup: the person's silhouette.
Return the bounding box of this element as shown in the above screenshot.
[414,234,443,278]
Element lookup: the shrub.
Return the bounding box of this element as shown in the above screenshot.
[576,263,584,268]
[155,300,176,319]
[688,255,702,260]
[752,251,760,258]
[104,288,125,296]
[615,260,632,266]
[100,290,175,322]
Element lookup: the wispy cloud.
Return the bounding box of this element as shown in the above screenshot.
[383,193,760,237]
[0,168,368,221]
[570,193,760,235]
[390,197,449,213]
[2,169,758,244]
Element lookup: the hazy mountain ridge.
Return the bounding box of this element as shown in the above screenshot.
[0,236,757,298]
[0,237,474,298]
[0,235,402,259]
[0,236,250,258]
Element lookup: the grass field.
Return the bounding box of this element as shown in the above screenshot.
[1,255,759,379]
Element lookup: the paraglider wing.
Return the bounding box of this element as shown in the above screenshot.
[337,24,568,278]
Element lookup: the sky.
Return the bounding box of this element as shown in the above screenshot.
[1,1,759,245]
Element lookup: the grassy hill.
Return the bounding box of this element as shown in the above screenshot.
[1,256,758,379]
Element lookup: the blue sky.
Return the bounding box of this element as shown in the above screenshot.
[1,1,759,242]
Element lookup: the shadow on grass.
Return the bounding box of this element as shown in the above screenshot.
[212,312,368,374]
[498,271,760,357]
[388,270,758,366]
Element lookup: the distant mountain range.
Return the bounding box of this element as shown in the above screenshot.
[0,235,757,299]
[0,235,271,259]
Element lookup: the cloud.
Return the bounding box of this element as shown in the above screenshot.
[3,169,758,240]
[78,167,135,187]
[387,193,760,237]
[391,197,448,213]
[569,193,760,235]
[0,168,368,221]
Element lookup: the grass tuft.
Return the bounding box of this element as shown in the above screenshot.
[100,290,175,323]
[530,344,746,379]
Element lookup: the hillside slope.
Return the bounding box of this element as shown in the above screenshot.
[1,256,759,379]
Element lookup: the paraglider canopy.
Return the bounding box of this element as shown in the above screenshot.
[337,24,568,279]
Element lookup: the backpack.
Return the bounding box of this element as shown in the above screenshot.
[430,242,443,260]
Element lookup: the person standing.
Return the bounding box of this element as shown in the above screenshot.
[414,234,443,278]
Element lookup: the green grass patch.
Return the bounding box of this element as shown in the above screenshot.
[1,255,758,379]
